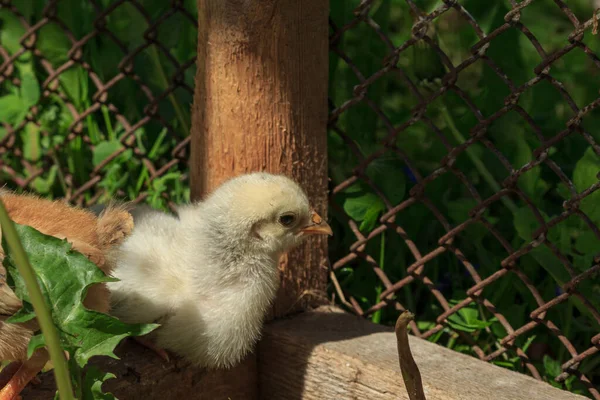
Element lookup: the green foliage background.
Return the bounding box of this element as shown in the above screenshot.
[0,0,599,397]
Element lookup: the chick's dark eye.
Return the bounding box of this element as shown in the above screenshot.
[279,213,296,227]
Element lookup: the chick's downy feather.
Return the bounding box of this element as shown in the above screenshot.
[109,173,331,368]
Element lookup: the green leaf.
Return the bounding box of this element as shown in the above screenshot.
[13,1,35,21]
[36,24,71,65]
[446,198,477,224]
[543,355,562,379]
[106,2,148,48]
[22,122,41,162]
[458,307,480,326]
[416,320,435,331]
[343,192,383,221]
[529,247,570,286]
[0,95,27,125]
[4,223,158,397]
[344,183,363,194]
[513,207,540,242]
[574,229,599,254]
[573,230,599,271]
[6,224,158,367]
[82,367,117,400]
[447,302,495,333]
[20,72,40,108]
[573,147,600,223]
[484,2,528,85]
[5,300,35,324]
[335,1,390,147]
[359,201,385,232]
[31,165,58,194]
[493,360,517,369]
[59,67,89,106]
[446,317,476,333]
[366,158,406,205]
[93,140,123,167]
[26,334,46,359]
[0,10,26,54]
[521,335,537,353]
[343,191,386,232]
[555,182,571,200]
[512,135,548,201]
[490,320,507,339]
[573,147,600,192]
[513,206,561,271]
[151,172,181,193]
[464,0,500,34]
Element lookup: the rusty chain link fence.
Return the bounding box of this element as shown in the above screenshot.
[327,0,599,398]
[0,0,195,211]
[1,0,599,398]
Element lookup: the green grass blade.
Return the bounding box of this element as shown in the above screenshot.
[0,200,74,400]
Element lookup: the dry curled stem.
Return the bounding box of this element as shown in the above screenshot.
[395,311,426,400]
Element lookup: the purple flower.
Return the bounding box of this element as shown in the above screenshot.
[403,166,417,183]
[555,285,564,296]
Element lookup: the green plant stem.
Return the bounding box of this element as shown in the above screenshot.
[101,105,115,141]
[148,46,190,137]
[51,154,69,195]
[68,137,86,188]
[447,331,458,349]
[0,201,74,400]
[558,299,573,361]
[372,232,386,324]
[439,106,518,215]
[477,303,508,360]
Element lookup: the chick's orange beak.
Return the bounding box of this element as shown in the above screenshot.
[300,210,333,236]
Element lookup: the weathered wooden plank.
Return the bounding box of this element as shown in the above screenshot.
[258,306,587,400]
[23,306,586,399]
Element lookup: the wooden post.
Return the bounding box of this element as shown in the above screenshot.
[190,0,330,318]
[189,1,329,397]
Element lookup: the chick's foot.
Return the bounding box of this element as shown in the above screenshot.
[133,336,171,363]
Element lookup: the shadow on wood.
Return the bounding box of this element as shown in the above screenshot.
[22,341,257,400]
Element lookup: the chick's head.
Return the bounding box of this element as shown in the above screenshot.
[203,173,332,255]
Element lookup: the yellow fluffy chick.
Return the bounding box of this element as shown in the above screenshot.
[109,173,332,369]
[0,192,134,400]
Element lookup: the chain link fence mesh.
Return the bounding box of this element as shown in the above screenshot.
[328,1,599,398]
[0,0,195,210]
[0,0,599,398]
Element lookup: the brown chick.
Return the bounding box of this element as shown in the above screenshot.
[0,192,134,400]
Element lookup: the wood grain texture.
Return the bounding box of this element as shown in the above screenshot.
[23,308,586,399]
[22,340,258,399]
[258,306,588,400]
[190,0,330,318]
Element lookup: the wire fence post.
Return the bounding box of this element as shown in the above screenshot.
[190,0,330,319]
